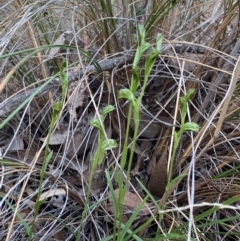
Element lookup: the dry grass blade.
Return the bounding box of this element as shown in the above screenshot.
[195,55,240,162]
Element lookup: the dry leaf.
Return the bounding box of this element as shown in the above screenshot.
[132,143,148,158]
[53,229,67,241]
[5,149,46,165]
[109,189,153,215]
[39,127,68,145]
[63,174,81,185]
[131,112,162,139]
[131,141,151,175]
[82,167,107,193]
[47,33,66,59]
[61,186,84,207]
[148,146,168,198]
[64,128,97,158]
[67,79,86,121]
[47,30,86,59]
[147,154,156,175]
[168,52,203,72]
[40,121,97,159]
[39,188,66,201]
[5,149,84,172]
[63,30,86,48]
[8,137,24,151]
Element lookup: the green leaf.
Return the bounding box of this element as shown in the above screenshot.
[179,96,187,120]
[60,59,66,70]
[133,47,141,67]
[34,199,46,212]
[174,131,179,143]
[140,42,151,55]
[53,101,62,113]
[156,33,163,52]
[60,59,68,88]
[0,195,31,237]
[101,139,118,151]
[182,122,199,132]
[131,66,140,93]
[101,105,115,119]
[133,105,140,125]
[133,42,151,67]
[138,24,145,45]
[166,173,188,192]
[185,88,195,102]
[40,151,53,180]
[118,88,136,106]
[180,96,186,108]
[118,194,149,241]
[145,49,159,77]
[173,131,180,152]
[90,118,102,131]
[180,89,195,110]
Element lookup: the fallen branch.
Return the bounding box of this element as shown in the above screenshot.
[0,53,134,117]
[0,44,207,117]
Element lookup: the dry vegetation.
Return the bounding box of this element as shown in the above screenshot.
[0,0,240,240]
